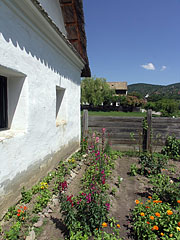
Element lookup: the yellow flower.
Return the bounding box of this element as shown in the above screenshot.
[176,227,180,231]
[160,232,164,236]
[102,222,107,227]
[167,210,173,215]
[140,212,145,216]
[117,224,120,228]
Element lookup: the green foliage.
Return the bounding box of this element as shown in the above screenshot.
[128,82,180,99]
[133,198,180,240]
[4,206,17,221]
[150,174,180,208]
[145,99,179,117]
[4,221,21,240]
[30,215,39,224]
[162,136,180,160]
[81,77,114,107]
[21,187,32,204]
[33,189,52,213]
[81,136,88,153]
[59,130,121,239]
[111,187,117,196]
[119,95,145,108]
[130,163,138,176]
[139,153,168,175]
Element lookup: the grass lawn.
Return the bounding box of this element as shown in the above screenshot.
[84,111,146,117]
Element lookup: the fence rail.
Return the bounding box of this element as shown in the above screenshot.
[82,110,180,151]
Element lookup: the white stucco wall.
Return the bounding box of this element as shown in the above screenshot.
[0,0,83,211]
[38,0,67,36]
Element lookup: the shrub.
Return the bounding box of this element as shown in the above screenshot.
[150,174,180,208]
[139,153,168,175]
[133,197,180,240]
[161,136,180,160]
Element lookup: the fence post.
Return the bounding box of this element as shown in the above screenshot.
[146,109,152,152]
[82,109,88,138]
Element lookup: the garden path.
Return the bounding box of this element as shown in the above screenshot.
[36,156,150,240]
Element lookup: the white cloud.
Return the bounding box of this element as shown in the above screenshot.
[141,63,155,70]
[160,65,167,71]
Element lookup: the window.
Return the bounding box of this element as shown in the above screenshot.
[56,86,66,126]
[0,65,27,133]
[0,76,8,129]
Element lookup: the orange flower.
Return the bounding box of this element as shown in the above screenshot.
[22,217,25,220]
[102,222,107,228]
[117,224,120,228]
[147,221,150,224]
[148,196,152,199]
[24,206,27,210]
[150,216,154,220]
[157,200,162,203]
[161,233,164,236]
[140,212,145,216]
[148,200,151,203]
[152,225,159,231]
[169,234,173,237]
[145,206,150,209]
[17,213,20,217]
[155,212,160,217]
[17,209,21,213]
[177,200,180,204]
[140,202,143,205]
[96,228,98,230]
[167,210,173,215]
[178,222,180,227]
[135,200,140,204]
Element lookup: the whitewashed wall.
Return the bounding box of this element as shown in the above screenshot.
[0,0,84,217]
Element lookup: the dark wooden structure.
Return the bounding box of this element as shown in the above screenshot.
[60,0,91,77]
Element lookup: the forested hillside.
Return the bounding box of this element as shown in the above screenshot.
[128,83,180,99]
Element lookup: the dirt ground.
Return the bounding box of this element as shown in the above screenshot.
[36,156,151,240]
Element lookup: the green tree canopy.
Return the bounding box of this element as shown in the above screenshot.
[81,77,114,106]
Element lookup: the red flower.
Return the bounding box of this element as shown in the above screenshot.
[17,213,20,217]
[17,209,21,213]
[24,206,27,210]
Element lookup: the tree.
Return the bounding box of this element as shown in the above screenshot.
[81,77,114,107]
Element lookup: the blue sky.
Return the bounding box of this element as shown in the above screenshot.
[83,0,180,86]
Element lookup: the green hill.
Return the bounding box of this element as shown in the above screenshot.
[128,83,180,98]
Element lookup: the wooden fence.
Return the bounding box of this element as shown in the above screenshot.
[82,110,180,151]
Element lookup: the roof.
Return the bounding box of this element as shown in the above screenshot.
[32,0,90,77]
[60,0,90,77]
[107,82,128,90]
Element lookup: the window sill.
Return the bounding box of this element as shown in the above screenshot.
[56,120,67,127]
[0,129,26,142]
